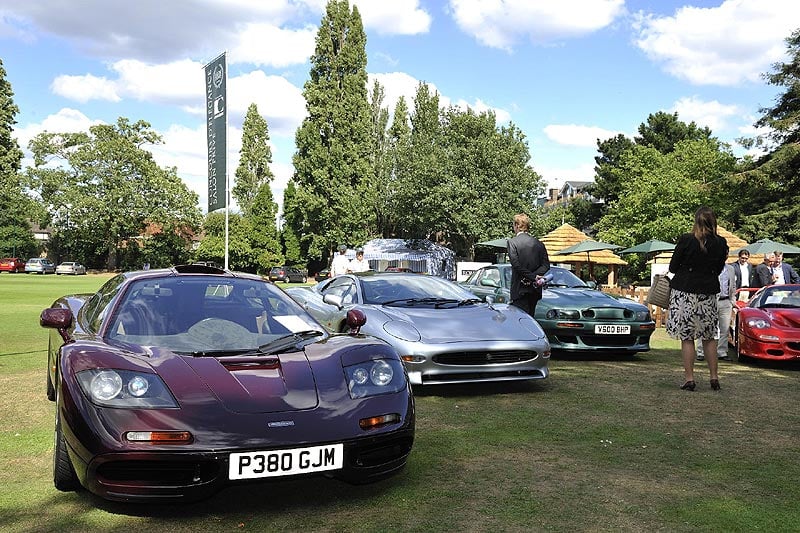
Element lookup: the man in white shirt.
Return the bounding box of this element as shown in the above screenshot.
[348,248,370,273]
[731,249,752,301]
[697,262,736,361]
[330,245,350,277]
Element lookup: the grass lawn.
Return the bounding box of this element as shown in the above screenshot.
[1,273,800,532]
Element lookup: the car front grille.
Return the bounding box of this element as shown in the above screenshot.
[433,350,539,365]
[553,334,644,347]
[96,460,220,486]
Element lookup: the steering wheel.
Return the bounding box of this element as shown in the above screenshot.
[187,318,252,348]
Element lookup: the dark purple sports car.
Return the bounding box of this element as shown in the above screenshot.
[40,264,414,502]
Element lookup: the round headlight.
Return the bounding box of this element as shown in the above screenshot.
[352,367,369,385]
[90,370,123,401]
[127,375,150,397]
[370,360,394,386]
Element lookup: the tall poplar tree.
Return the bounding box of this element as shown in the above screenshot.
[292,0,373,260]
[233,103,273,215]
[0,58,37,257]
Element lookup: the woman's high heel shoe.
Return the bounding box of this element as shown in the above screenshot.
[680,380,696,391]
[710,379,721,391]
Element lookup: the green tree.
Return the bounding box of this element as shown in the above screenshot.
[589,134,635,205]
[440,107,544,258]
[195,212,256,270]
[730,28,800,245]
[292,0,373,261]
[280,180,304,266]
[595,138,736,256]
[0,58,37,258]
[27,117,201,269]
[634,111,712,154]
[248,182,282,272]
[378,95,411,237]
[233,103,274,215]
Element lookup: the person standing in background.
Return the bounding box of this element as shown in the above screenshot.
[772,251,800,284]
[731,249,753,301]
[695,262,736,362]
[348,248,370,273]
[329,244,350,277]
[755,252,776,288]
[508,213,550,316]
[666,206,728,392]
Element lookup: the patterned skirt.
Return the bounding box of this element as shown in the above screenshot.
[665,289,720,341]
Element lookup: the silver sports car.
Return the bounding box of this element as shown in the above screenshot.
[285,272,550,386]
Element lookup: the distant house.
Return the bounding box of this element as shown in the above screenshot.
[29,222,51,243]
[541,181,601,208]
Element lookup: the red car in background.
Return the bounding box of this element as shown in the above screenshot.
[0,257,25,273]
[734,284,800,362]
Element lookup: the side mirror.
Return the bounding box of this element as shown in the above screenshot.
[586,280,598,290]
[345,308,367,335]
[480,278,500,288]
[323,293,344,309]
[40,308,74,342]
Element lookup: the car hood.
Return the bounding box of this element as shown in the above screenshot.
[540,288,640,308]
[180,349,317,414]
[762,308,800,328]
[372,304,543,342]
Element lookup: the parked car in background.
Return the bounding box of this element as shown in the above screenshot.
[384,267,415,273]
[0,257,25,273]
[286,272,550,386]
[269,265,308,283]
[315,269,330,282]
[460,264,655,355]
[734,283,800,363]
[25,258,56,274]
[56,262,87,275]
[39,263,414,502]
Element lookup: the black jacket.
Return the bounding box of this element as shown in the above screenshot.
[508,233,550,300]
[669,233,728,295]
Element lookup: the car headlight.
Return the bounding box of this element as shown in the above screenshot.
[383,320,421,342]
[635,310,651,321]
[344,359,406,399]
[746,318,770,329]
[545,309,580,320]
[76,369,178,408]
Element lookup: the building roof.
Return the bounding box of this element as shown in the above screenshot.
[540,223,627,266]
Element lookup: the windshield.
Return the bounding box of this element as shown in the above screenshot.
[106,276,325,353]
[546,267,588,288]
[360,274,478,305]
[752,286,800,308]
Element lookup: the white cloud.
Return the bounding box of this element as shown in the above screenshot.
[14,108,103,151]
[51,73,120,103]
[633,0,800,86]
[353,0,431,35]
[230,24,317,68]
[543,124,625,147]
[111,59,204,104]
[228,71,307,137]
[670,96,740,132]
[447,0,625,51]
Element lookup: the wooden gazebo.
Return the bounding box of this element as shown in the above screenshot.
[539,223,627,286]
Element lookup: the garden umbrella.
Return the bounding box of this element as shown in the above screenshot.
[552,240,622,280]
[619,239,675,255]
[734,238,800,255]
[477,238,509,248]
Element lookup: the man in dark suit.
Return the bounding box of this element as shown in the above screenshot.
[754,253,775,288]
[508,213,550,316]
[731,249,754,301]
[773,252,800,284]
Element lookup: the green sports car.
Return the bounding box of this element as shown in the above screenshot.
[460,265,655,354]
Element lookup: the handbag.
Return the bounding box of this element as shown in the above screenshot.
[646,274,672,308]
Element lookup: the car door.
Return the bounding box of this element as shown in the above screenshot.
[469,267,503,302]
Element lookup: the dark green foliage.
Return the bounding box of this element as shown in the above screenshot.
[292,0,374,261]
[26,117,201,270]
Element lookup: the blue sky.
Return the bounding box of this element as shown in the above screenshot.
[1,0,796,212]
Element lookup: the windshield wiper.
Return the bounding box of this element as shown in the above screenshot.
[382,297,440,306]
[257,330,325,355]
[457,298,482,306]
[177,348,261,357]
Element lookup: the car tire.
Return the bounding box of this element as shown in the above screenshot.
[53,394,80,492]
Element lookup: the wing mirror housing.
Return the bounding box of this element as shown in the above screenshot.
[346,308,367,335]
[323,293,344,309]
[480,278,500,288]
[40,308,74,342]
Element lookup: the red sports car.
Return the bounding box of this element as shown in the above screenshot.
[734,284,800,362]
[40,264,414,502]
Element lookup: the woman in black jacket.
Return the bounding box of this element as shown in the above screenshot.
[666,206,729,391]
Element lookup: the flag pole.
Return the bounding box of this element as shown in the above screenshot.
[223,50,229,270]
